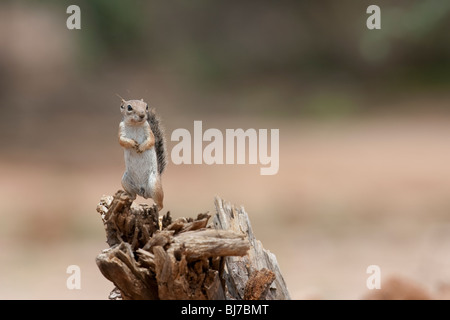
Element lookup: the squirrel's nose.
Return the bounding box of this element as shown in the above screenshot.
[139,114,145,119]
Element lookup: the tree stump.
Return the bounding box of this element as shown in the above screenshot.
[95,190,290,300]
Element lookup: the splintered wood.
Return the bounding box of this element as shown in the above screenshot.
[95,190,290,300]
[214,196,291,300]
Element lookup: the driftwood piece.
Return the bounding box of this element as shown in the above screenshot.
[95,190,290,300]
[213,196,291,300]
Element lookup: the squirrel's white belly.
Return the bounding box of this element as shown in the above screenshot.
[124,149,158,198]
[123,126,158,198]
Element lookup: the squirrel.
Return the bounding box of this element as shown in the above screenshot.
[118,97,167,210]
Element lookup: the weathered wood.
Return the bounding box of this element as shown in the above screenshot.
[213,196,291,300]
[169,229,250,261]
[95,190,290,300]
[96,242,158,300]
[96,190,161,250]
[244,268,276,300]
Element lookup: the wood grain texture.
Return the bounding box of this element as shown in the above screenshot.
[213,196,291,300]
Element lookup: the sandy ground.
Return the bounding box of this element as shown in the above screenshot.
[1,114,450,299]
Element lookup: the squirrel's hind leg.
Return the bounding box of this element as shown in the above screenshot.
[121,172,137,200]
[145,173,164,210]
[151,178,164,211]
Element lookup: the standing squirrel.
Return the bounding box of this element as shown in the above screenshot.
[118,97,167,210]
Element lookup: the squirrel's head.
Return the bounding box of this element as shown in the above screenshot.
[119,98,149,125]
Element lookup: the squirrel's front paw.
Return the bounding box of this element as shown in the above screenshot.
[129,140,138,151]
[137,143,147,153]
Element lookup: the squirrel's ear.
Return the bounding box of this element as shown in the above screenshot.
[140,98,144,101]
[116,93,126,106]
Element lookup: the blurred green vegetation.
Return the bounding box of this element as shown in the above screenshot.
[71,1,450,82]
[6,0,450,118]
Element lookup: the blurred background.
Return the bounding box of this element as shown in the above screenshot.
[1,0,450,299]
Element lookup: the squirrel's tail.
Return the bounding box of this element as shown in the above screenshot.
[147,108,167,175]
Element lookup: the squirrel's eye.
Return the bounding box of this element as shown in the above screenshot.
[127,105,132,111]
[146,105,149,110]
